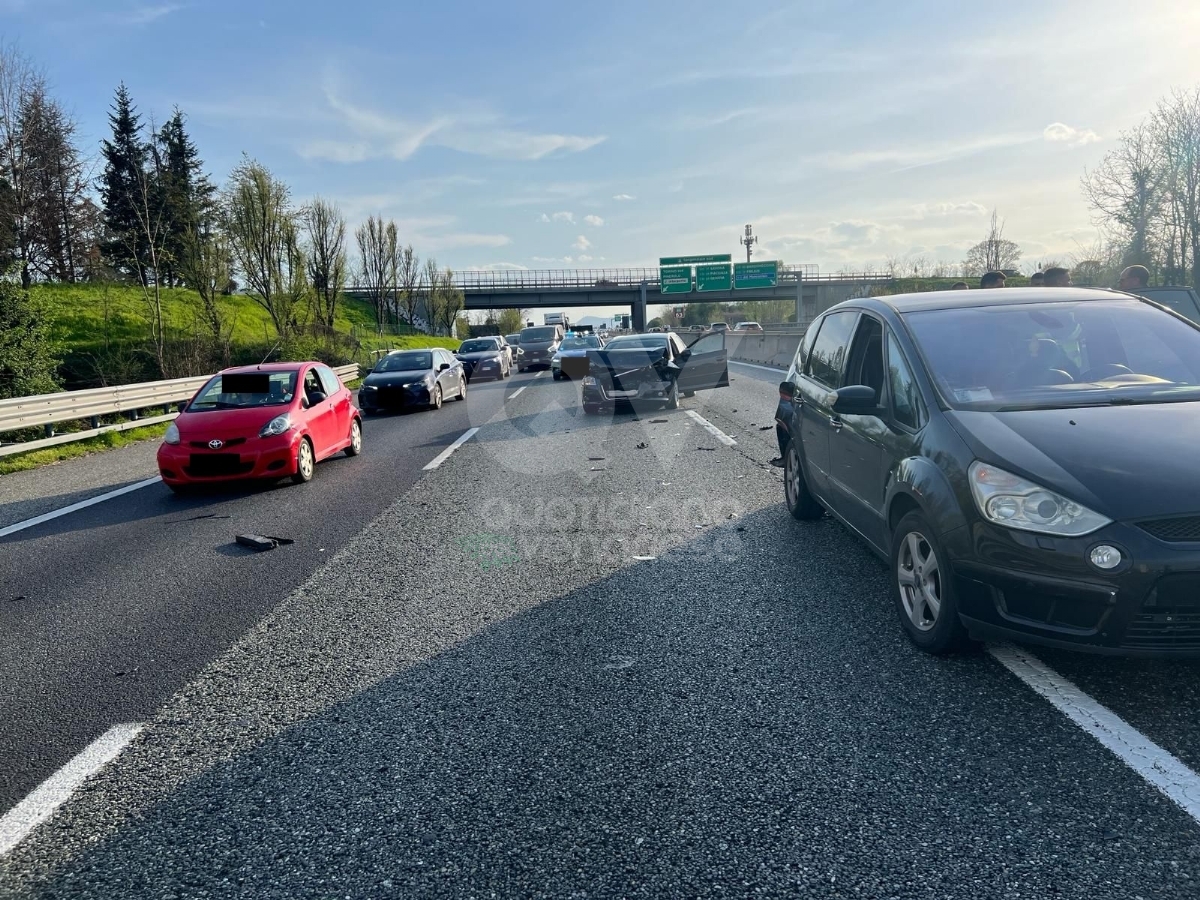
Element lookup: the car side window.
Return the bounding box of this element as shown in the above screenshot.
[686,332,724,355]
[804,311,858,388]
[843,316,886,403]
[886,333,924,430]
[317,365,341,396]
[792,322,820,375]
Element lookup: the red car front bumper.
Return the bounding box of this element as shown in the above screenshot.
[157,431,303,485]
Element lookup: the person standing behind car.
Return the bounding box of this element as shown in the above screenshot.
[980,271,1006,289]
[1119,265,1151,292]
[1029,271,1045,287]
[1044,267,1071,287]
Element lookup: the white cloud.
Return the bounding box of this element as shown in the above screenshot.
[298,140,371,163]
[584,214,604,227]
[465,262,528,271]
[573,235,592,251]
[424,233,511,250]
[612,194,636,201]
[551,211,575,224]
[539,213,551,223]
[577,254,595,262]
[911,201,989,219]
[1043,122,1101,147]
[124,3,183,25]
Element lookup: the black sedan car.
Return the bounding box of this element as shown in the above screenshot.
[778,287,1200,657]
[581,331,729,413]
[456,337,512,381]
[357,348,466,413]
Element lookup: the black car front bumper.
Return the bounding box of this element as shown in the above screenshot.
[358,384,431,410]
[943,520,1200,656]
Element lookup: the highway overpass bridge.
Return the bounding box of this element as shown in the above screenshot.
[348,266,894,330]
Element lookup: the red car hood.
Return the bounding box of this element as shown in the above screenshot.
[176,406,291,440]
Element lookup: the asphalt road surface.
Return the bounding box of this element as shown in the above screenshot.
[3,361,1200,898]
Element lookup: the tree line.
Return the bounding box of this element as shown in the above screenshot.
[0,43,463,387]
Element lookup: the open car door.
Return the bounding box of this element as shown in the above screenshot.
[676,331,730,393]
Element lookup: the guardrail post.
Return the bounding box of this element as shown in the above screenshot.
[44,423,55,439]
[128,408,139,421]
[90,416,100,429]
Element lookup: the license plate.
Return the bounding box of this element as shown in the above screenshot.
[562,358,590,378]
[189,453,243,475]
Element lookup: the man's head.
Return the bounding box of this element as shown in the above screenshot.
[980,271,1006,289]
[1119,264,1150,292]
[1029,271,1045,287]
[951,281,970,290]
[1044,267,1071,287]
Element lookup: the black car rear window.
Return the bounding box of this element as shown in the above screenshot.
[521,327,557,342]
[375,352,432,372]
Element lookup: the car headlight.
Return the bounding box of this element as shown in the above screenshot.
[517,348,525,355]
[582,376,598,387]
[259,414,293,438]
[163,422,181,444]
[968,461,1110,537]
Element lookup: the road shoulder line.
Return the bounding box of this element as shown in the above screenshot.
[423,428,480,471]
[0,723,144,857]
[0,476,162,538]
[989,643,1200,825]
[685,410,737,446]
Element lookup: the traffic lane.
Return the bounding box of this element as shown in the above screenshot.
[0,371,518,813]
[7,390,1200,897]
[0,439,162,530]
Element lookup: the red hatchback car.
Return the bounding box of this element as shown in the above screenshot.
[157,362,362,492]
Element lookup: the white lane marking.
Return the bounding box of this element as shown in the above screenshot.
[423,427,479,471]
[989,643,1200,825]
[508,386,527,399]
[0,723,144,858]
[534,371,547,378]
[730,360,786,374]
[0,476,163,539]
[684,410,737,446]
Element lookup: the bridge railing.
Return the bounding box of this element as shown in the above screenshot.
[447,266,892,291]
[0,363,360,458]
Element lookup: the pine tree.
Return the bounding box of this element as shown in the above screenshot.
[99,84,149,281]
[154,107,214,285]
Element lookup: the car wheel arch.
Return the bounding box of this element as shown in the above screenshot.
[886,457,968,547]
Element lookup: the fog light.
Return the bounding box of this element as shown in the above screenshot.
[1089,544,1122,570]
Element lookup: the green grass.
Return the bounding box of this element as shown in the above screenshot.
[0,422,170,476]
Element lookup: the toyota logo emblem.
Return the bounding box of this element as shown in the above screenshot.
[208,439,224,450]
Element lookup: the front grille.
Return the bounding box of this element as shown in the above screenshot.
[189,437,246,449]
[1138,516,1200,542]
[1122,574,1200,650]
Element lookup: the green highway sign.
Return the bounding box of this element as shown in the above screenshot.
[696,263,732,292]
[659,254,732,266]
[734,260,779,290]
[660,265,693,294]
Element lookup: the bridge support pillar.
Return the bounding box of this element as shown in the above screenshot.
[795,275,803,326]
[633,281,648,332]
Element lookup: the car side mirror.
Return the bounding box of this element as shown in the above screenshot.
[831,384,877,414]
[300,396,310,409]
[778,381,794,400]
[439,362,450,371]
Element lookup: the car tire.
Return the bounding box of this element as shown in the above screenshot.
[665,379,680,409]
[784,440,824,521]
[430,384,443,410]
[683,390,696,399]
[890,511,970,655]
[344,418,362,457]
[457,379,467,401]
[292,437,315,484]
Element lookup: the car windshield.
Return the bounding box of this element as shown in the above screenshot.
[505,334,521,344]
[189,370,298,410]
[903,299,1200,411]
[560,336,600,350]
[521,327,557,342]
[374,352,432,372]
[606,335,669,349]
[459,340,498,353]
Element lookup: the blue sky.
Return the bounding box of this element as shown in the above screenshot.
[6,0,1200,319]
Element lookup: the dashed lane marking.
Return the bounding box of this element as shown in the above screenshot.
[684,410,737,447]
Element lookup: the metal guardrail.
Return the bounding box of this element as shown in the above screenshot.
[442,266,893,292]
[0,363,360,458]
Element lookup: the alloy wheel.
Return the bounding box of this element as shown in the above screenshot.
[896,531,941,632]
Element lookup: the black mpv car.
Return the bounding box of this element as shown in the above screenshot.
[778,287,1200,657]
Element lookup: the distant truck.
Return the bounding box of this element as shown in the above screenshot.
[544,312,571,329]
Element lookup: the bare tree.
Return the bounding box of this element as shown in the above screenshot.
[435,268,464,336]
[1082,123,1163,268]
[421,256,440,332]
[355,215,397,329]
[0,46,43,286]
[223,156,308,339]
[963,209,1022,276]
[177,226,232,357]
[304,197,347,331]
[396,244,422,329]
[1153,87,1200,287]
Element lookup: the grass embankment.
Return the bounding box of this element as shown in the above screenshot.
[0,422,170,476]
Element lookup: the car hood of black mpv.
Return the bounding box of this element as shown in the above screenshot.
[947,401,1200,522]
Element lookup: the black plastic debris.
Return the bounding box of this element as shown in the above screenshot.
[172,513,233,523]
[235,534,296,552]
[9,595,24,603]
[588,456,605,461]
[696,447,716,451]
[759,426,772,431]
[650,418,669,423]
[635,442,649,449]
[769,457,784,468]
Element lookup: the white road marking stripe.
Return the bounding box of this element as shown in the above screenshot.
[423,427,479,471]
[0,476,163,539]
[989,643,1200,825]
[0,723,144,858]
[730,360,786,374]
[508,386,527,399]
[534,371,546,378]
[684,410,737,446]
